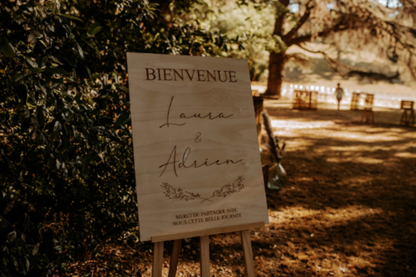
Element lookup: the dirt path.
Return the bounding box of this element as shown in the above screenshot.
[68,103,416,276]
[171,103,416,277]
[250,102,416,276]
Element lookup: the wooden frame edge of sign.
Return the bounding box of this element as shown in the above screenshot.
[151,221,265,243]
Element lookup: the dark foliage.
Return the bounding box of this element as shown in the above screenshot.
[0,0,234,275]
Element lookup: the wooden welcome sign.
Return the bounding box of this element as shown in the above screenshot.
[126,53,268,242]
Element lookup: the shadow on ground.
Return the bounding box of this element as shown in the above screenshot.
[206,104,415,276]
[238,103,416,277]
[66,103,416,277]
[157,104,416,276]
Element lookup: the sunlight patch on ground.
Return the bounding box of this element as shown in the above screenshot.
[320,131,406,142]
[268,206,383,227]
[271,119,336,131]
[282,140,316,152]
[320,207,383,223]
[340,175,374,185]
[326,156,385,164]
[394,152,416,158]
[302,143,416,164]
[295,176,314,182]
[327,145,393,152]
[309,144,416,164]
[268,208,321,224]
[396,141,416,149]
[271,118,413,143]
[324,150,413,164]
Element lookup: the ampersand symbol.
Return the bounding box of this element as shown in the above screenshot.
[195,132,202,143]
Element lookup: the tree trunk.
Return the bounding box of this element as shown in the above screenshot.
[265,51,287,97]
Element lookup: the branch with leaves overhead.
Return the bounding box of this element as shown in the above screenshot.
[265,0,416,96]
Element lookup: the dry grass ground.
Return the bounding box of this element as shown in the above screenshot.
[67,100,416,277]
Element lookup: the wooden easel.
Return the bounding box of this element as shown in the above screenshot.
[151,222,264,277]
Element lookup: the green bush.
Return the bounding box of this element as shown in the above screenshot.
[0,0,235,275]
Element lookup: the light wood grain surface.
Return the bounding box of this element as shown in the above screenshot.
[241,230,256,277]
[152,241,164,277]
[127,53,269,241]
[168,239,182,277]
[200,236,210,277]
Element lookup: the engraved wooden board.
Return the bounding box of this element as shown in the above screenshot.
[126,53,269,241]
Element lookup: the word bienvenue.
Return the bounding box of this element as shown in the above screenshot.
[145,68,237,82]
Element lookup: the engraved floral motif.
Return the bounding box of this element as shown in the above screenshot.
[161,176,245,203]
[160,183,201,202]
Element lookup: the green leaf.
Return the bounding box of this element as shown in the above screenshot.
[37,106,45,129]
[57,153,68,162]
[53,121,61,132]
[3,200,15,215]
[87,22,102,37]
[120,117,131,125]
[84,40,100,56]
[14,73,31,82]
[21,118,31,133]
[64,56,77,68]
[7,231,17,243]
[91,72,101,81]
[82,166,90,178]
[37,56,48,68]
[48,55,63,65]
[116,112,130,125]
[114,84,129,92]
[25,57,38,68]
[28,33,37,45]
[81,152,98,164]
[76,42,84,59]
[44,68,68,75]
[0,42,16,58]
[100,117,114,125]
[58,13,83,22]
[56,159,61,169]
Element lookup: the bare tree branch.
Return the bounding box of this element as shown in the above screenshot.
[282,1,314,43]
[273,0,290,37]
[296,44,400,83]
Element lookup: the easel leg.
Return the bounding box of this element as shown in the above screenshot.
[153,241,164,277]
[168,239,182,277]
[240,230,256,277]
[200,235,210,277]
